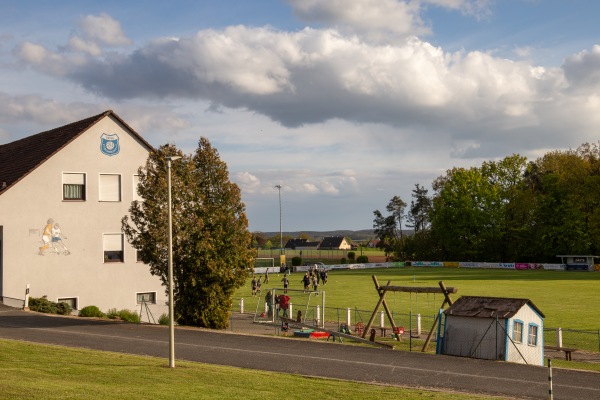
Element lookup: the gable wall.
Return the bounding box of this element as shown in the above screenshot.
[0,115,164,312]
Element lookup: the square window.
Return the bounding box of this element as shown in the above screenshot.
[528,324,538,346]
[137,292,156,304]
[103,233,124,263]
[58,297,78,310]
[513,321,523,344]
[99,174,121,201]
[63,173,86,200]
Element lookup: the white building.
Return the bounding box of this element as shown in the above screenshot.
[0,110,165,316]
[438,296,545,366]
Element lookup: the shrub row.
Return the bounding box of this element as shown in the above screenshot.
[28,297,140,323]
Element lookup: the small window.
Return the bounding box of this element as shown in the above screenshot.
[99,174,121,201]
[528,324,538,346]
[103,233,124,263]
[137,292,156,304]
[513,320,523,344]
[63,173,86,200]
[58,297,78,310]
[136,250,144,263]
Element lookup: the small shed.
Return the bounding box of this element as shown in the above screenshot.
[437,296,545,366]
[556,255,600,271]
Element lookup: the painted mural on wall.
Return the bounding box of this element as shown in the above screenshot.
[37,218,70,256]
[100,133,120,156]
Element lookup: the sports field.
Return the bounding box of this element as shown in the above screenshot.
[239,267,600,330]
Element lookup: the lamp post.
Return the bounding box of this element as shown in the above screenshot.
[274,185,282,256]
[166,155,181,368]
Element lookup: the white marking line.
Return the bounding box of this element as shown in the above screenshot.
[2,323,598,393]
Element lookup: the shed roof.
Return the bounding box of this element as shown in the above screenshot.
[319,236,346,248]
[0,110,153,195]
[444,296,544,319]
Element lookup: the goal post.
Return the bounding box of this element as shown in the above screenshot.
[254,257,275,272]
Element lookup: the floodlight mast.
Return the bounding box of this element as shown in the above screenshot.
[274,185,282,256]
[166,155,181,368]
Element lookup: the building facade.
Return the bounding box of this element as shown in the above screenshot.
[0,111,165,315]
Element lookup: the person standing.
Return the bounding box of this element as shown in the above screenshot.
[281,275,289,293]
[264,269,269,284]
[251,276,257,296]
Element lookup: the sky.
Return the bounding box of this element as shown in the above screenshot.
[1,0,600,233]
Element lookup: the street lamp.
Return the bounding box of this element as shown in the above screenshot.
[166,155,181,368]
[274,185,282,255]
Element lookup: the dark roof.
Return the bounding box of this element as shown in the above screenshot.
[0,110,153,195]
[444,296,544,319]
[319,236,346,249]
[285,238,308,249]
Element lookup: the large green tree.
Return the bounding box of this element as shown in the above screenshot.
[122,138,253,329]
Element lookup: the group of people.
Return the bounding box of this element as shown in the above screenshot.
[301,267,328,291]
[264,290,290,318]
[252,264,330,297]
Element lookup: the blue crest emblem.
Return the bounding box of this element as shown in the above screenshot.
[100,133,120,156]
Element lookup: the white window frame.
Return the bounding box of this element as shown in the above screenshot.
[513,320,523,344]
[57,297,78,310]
[136,292,157,304]
[528,323,539,346]
[62,172,86,201]
[103,233,124,263]
[99,173,122,202]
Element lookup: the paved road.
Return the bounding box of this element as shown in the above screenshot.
[1,304,599,399]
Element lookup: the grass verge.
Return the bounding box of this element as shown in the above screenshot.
[0,339,493,400]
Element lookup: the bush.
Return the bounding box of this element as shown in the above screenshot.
[158,313,170,325]
[56,301,73,316]
[340,257,346,264]
[291,256,302,266]
[356,255,369,263]
[28,296,72,315]
[78,305,105,318]
[347,251,356,260]
[106,308,119,319]
[117,309,141,323]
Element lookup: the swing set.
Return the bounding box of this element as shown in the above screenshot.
[362,275,457,352]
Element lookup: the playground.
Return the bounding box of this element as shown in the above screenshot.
[234,266,600,365]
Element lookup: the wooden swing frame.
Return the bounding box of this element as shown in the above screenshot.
[363,275,457,352]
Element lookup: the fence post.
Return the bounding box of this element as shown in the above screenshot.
[289,303,293,319]
[548,358,553,400]
[316,305,321,326]
[416,313,422,335]
[556,327,563,348]
[380,310,385,328]
[346,307,351,327]
[240,298,244,314]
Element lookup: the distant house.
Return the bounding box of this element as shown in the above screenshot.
[438,296,545,366]
[285,238,319,250]
[318,236,351,250]
[367,239,381,248]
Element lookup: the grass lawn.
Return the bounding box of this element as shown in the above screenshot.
[238,267,600,330]
[0,339,492,400]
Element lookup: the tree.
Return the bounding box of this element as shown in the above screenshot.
[373,195,408,259]
[122,138,253,329]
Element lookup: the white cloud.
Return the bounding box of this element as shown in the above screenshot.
[78,13,132,47]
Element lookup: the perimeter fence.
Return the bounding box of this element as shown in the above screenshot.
[229,297,600,362]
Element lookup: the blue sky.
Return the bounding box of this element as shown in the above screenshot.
[2,0,600,232]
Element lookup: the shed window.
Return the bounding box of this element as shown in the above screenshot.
[513,320,523,344]
[58,297,78,310]
[528,324,538,346]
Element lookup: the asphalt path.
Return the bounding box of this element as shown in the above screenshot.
[1,304,599,399]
